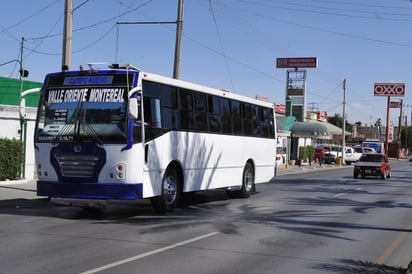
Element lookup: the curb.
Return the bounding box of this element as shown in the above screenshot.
[0,179,34,185]
[275,164,352,176]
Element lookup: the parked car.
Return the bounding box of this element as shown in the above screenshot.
[362,147,376,153]
[344,147,362,165]
[409,154,412,162]
[353,153,391,180]
[315,147,336,164]
[354,146,376,154]
[323,145,341,158]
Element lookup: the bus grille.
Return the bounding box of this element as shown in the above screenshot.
[51,143,106,182]
[55,154,100,177]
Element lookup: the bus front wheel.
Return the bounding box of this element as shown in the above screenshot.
[151,167,180,213]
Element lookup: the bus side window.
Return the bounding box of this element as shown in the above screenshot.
[144,97,162,128]
[220,98,232,134]
[179,88,194,130]
[160,84,178,130]
[144,97,163,140]
[261,108,269,137]
[194,92,207,131]
[208,95,221,133]
[243,103,252,136]
[232,100,243,135]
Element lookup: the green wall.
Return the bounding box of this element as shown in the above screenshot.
[0,77,42,107]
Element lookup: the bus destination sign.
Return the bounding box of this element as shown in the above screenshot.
[46,87,126,103]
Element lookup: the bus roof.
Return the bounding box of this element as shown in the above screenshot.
[141,71,274,109]
[44,65,274,109]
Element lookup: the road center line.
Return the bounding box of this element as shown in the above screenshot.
[375,222,412,265]
[333,188,362,198]
[80,231,219,274]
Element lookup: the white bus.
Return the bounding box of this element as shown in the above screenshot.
[34,64,277,212]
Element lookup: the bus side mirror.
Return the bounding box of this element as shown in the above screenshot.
[128,86,141,120]
[128,97,138,120]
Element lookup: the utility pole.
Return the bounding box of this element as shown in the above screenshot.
[341,79,346,165]
[398,99,403,159]
[62,0,73,70]
[19,37,26,178]
[117,0,184,79]
[173,0,184,79]
[405,114,408,154]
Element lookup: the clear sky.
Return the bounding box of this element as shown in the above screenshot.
[1,0,412,126]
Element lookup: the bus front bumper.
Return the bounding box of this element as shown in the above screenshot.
[37,181,143,200]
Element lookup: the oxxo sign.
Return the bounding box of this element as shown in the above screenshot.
[373,82,405,157]
[374,83,405,97]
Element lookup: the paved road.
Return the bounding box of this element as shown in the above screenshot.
[0,161,411,273]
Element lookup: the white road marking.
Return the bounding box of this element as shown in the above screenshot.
[80,231,219,274]
[333,188,362,198]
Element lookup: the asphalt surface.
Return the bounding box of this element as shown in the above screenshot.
[277,160,412,274]
[1,162,411,273]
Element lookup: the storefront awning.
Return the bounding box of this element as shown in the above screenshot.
[276,115,297,132]
[322,121,351,136]
[290,120,331,139]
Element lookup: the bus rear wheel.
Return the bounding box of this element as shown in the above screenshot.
[151,167,180,213]
[238,162,255,198]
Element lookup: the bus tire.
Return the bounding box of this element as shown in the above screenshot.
[151,167,180,213]
[238,162,255,198]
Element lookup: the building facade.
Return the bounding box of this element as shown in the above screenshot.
[0,77,41,180]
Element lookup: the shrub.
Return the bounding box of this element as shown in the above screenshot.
[306,145,315,164]
[0,138,23,180]
[299,146,308,162]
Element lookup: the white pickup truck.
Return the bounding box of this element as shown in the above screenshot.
[344,147,363,164]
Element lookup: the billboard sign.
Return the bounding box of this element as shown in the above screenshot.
[276,57,318,68]
[274,103,285,114]
[374,83,405,97]
[390,101,402,108]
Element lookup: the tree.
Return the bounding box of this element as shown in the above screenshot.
[328,113,353,132]
[401,126,412,150]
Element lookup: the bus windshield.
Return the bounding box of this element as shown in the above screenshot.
[35,73,132,144]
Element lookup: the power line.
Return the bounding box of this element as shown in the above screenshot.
[237,0,412,22]
[208,0,235,91]
[257,12,412,48]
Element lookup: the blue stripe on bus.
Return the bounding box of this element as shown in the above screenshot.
[37,181,143,200]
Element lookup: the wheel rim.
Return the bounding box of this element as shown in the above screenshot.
[163,176,177,205]
[244,167,254,192]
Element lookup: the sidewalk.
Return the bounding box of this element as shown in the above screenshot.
[275,162,352,176]
[0,178,35,185]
